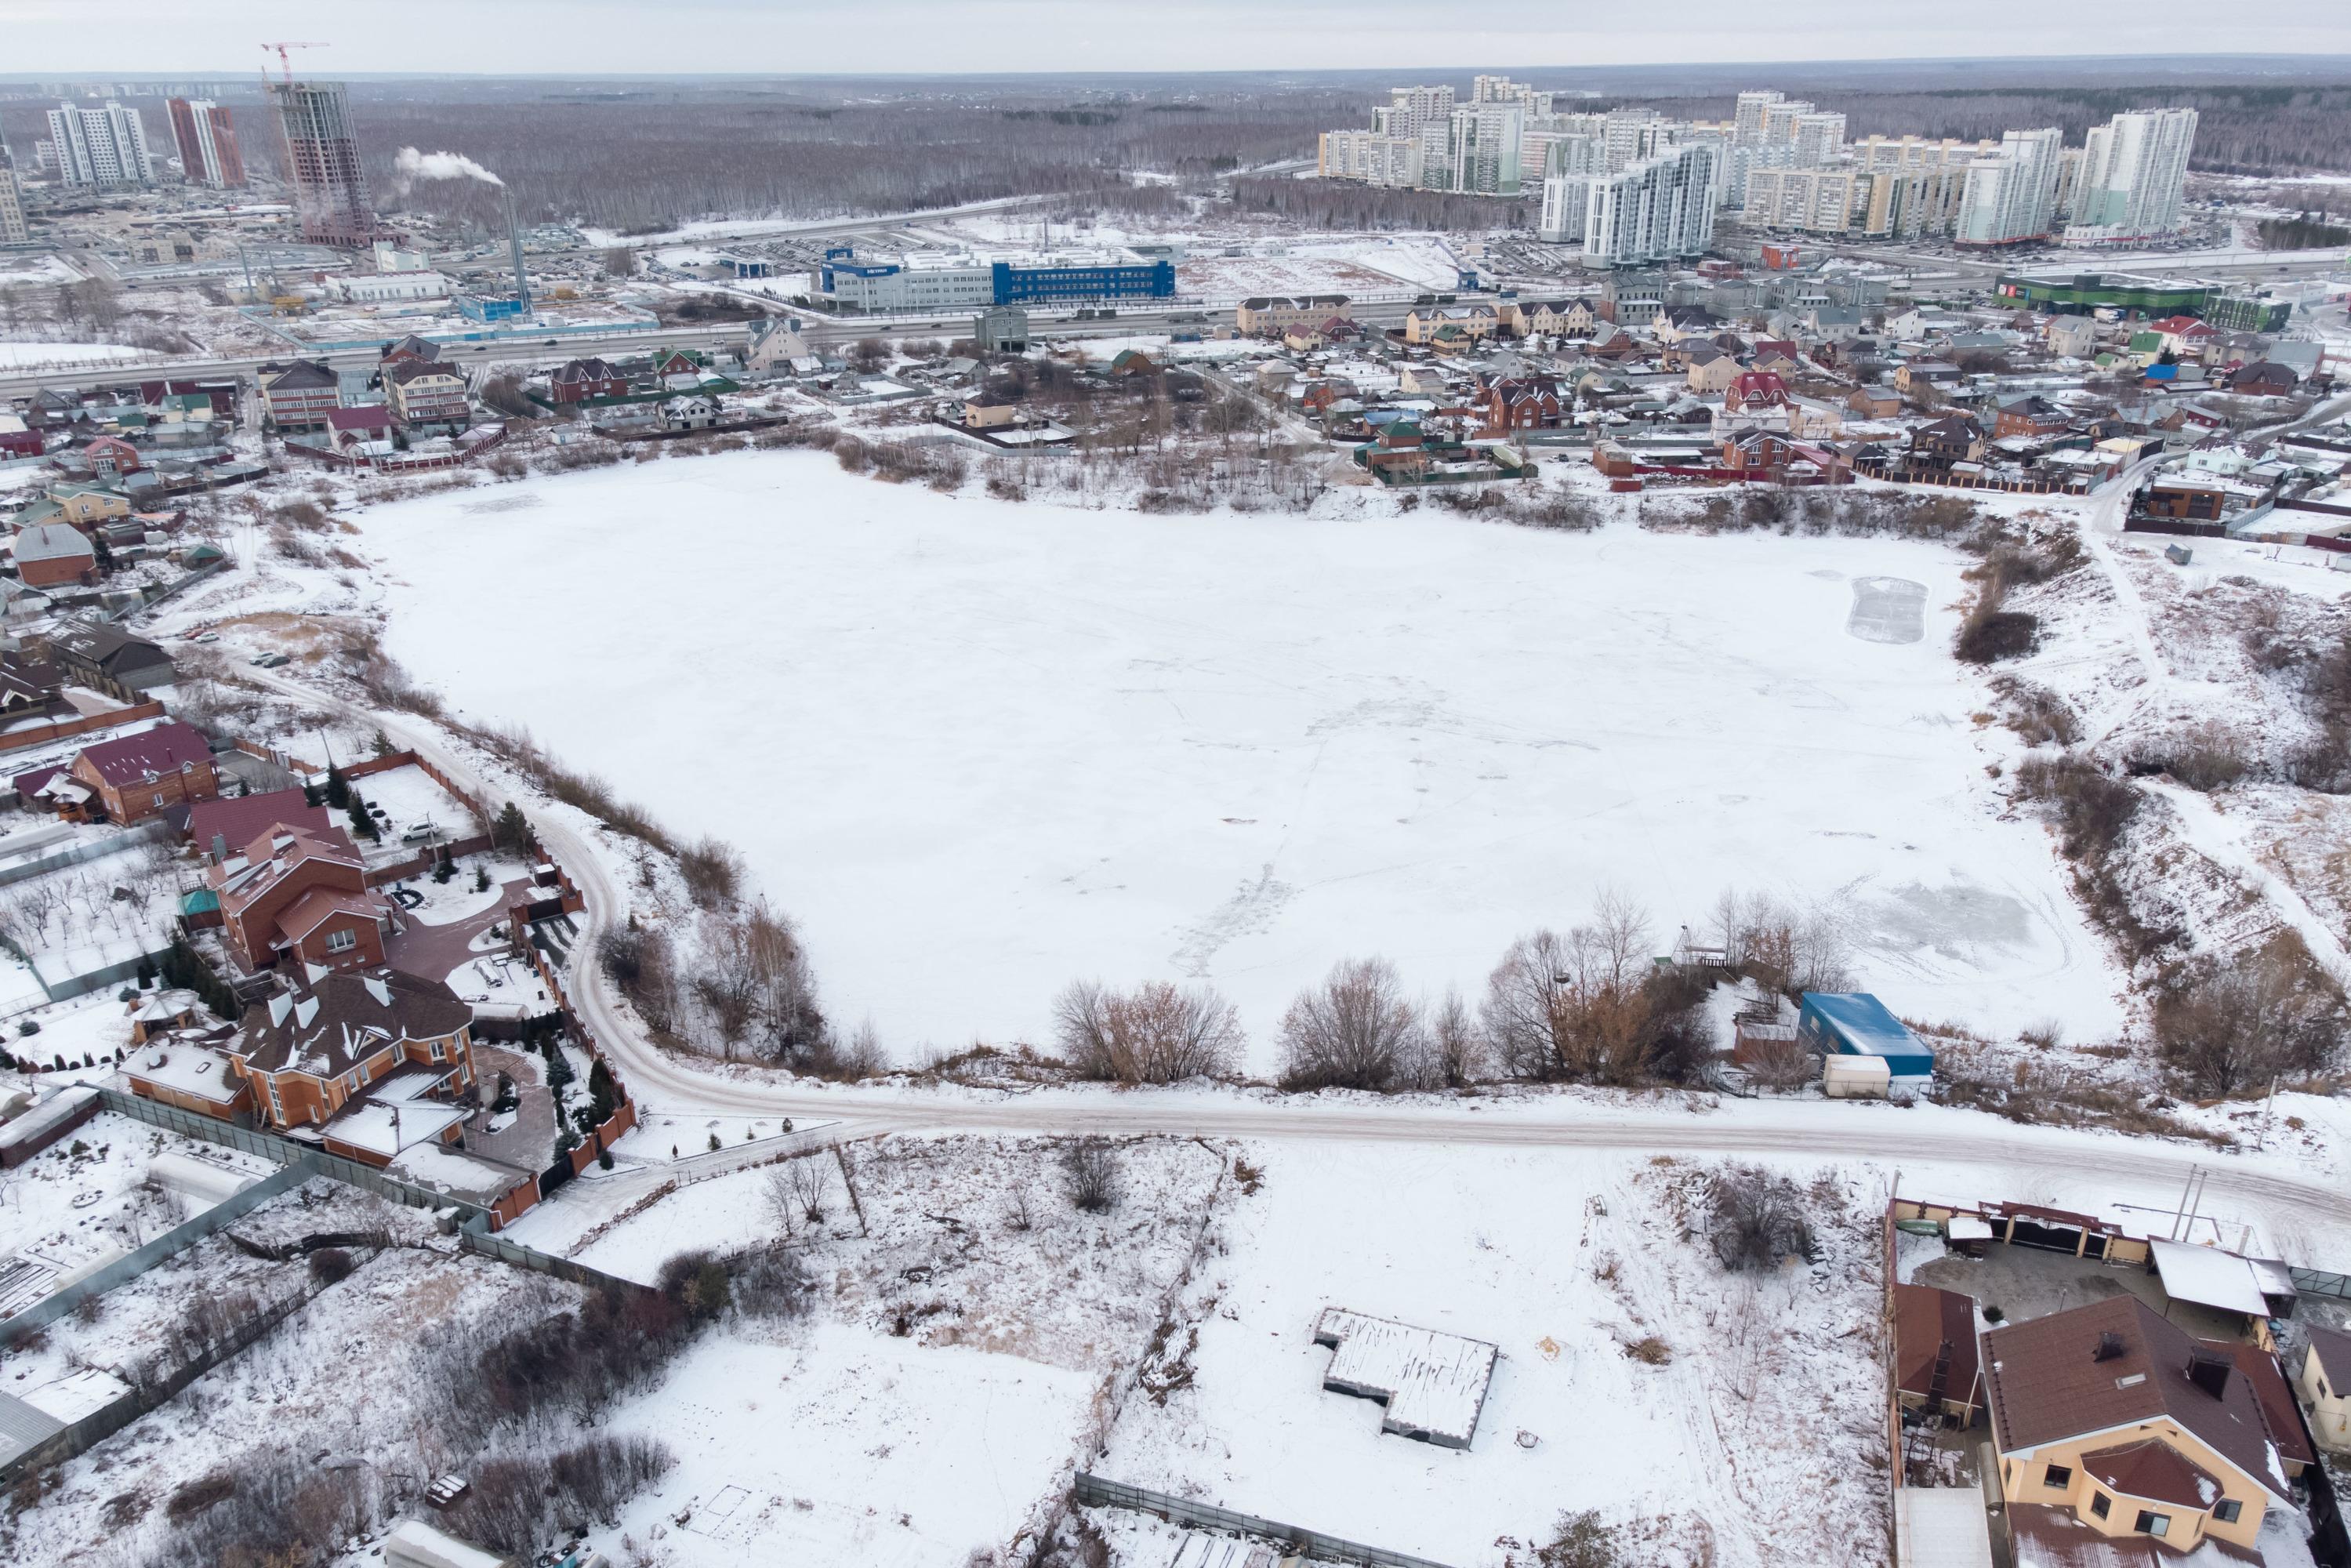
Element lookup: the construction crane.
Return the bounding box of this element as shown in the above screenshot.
[260,42,329,84]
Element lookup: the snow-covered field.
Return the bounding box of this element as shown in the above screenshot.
[0,342,147,370]
[1095,1141,1888,1568]
[359,451,2124,1064]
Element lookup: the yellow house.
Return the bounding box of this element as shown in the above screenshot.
[1985,1298,2291,1560]
[961,394,1021,431]
[1402,307,1499,345]
[1505,299,1594,338]
[2295,1327,2351,1454]
[1685,352,1740,395]
[53,482,132,527]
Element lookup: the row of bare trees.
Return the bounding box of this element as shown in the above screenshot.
[1048,891,1775,1093]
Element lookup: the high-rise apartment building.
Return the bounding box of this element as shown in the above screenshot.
[1472,74,1550,116]
[2064,107,2197,245]
[166,98,245,189]
[1546,143,1718,266]
[269,78,391,248]
[1954,128,2064,246]
[0,158,27,245]
[45,101,154,187]
[1318,129,1424,189]
[1445,103,1524,196]
[1742,166,1863,234]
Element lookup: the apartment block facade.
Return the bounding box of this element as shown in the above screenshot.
[45,101,154,187]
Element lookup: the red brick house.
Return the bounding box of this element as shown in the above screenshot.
[81,434,143,478]
[229,967,476,1159]
[1475,374,1563,436]
[548,357,627,405]
[42,720,219,823]
[13,523,98,590]
[325,405,394,446]
[205,822,400,974]
[1994,396,2070,439]
[259,360,341,430]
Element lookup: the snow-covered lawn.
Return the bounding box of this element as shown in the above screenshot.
[1093,1142,1887,1568]
[361,451,2123,1065]
[0,342,147,369]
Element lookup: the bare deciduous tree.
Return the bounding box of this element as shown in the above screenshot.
[1276,957,1426,1092]
[1052,979,1243,1084]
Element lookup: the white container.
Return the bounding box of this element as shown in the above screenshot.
[1823,1053,1892,1099]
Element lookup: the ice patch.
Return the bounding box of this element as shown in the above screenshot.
[459,492,546,515]
[1846,576,1927,644]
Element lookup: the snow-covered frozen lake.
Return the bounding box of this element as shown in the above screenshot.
[363,451,2124,1063]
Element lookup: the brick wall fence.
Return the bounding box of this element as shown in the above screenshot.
[0,699,168,758]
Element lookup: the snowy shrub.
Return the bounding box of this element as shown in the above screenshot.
[677,837,745,906]
[1051,980,1243,1084]
[1536,1509,1624,1568]
[2013,754,2141,859]
[1707,1167,1814,1272]
[306,1247,354,1285]
[2155,932,2347,1098]
[1061,1139,1120,1213]
[1988,675,2081,747]
[731,1245,816,1319]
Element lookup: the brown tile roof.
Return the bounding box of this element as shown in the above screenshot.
[234,967,470,1080]
[187,791,333,854]
[1983,1296,2289,1501]
[1892,1283,1982,1403]
[2078,1437,2219,1510]
[2222,1344,2313,1472]
[2005,1504,2260,1568]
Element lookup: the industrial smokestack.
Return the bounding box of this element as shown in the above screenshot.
[502,186,530,313]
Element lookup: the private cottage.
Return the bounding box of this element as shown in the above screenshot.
[13,523,97,590]
[2295,1325,2351,1454]
[42,720,219,824]
[230,967,476,1160]
[204,822,399,974]
[1986,1297,2292,1562]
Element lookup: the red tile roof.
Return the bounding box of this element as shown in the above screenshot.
[186,790,332,855]
[75,721,214,787]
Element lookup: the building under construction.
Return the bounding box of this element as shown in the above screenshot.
[268,78,394,248]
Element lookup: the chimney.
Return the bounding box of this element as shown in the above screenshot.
[502,187,530,314]
[2092,1330,2126,1362]
[209,832,228,863]
[2186,1348,2233,1400]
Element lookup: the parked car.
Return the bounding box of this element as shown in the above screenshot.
[249,652,291,669]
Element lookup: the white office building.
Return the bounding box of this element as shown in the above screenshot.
[45,101,154,187]
[1955,128,2064,247]
[2063,107,2197,245]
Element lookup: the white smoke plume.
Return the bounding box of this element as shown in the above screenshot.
[392,147,503,194]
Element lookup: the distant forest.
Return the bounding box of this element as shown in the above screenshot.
[347,86,1369,234]
[3,69,2347,234]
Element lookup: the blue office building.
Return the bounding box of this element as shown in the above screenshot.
[991,258,1175,304]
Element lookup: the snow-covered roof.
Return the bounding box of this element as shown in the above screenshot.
[386,1518,508,1568]
[1312,1307,1498,1448]
[2148,1240,2271,1319]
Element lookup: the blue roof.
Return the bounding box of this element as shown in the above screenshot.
[1798,992,1933,1073]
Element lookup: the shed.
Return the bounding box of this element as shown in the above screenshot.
[2147,1239,2270,1321]
[1892,1283,1986,1422]
[385,1519,510,1568]
[1798,992,1933,1077]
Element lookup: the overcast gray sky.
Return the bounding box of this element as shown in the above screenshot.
[5,0,2349,75]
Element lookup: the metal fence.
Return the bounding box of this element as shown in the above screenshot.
[2294,1268,2351,1302]
[0,1159,311,1345]
[0,1287,310,1486]
[0,818,172,891]
[1072,1473,1458,1568]
[89,1088,493,1225]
